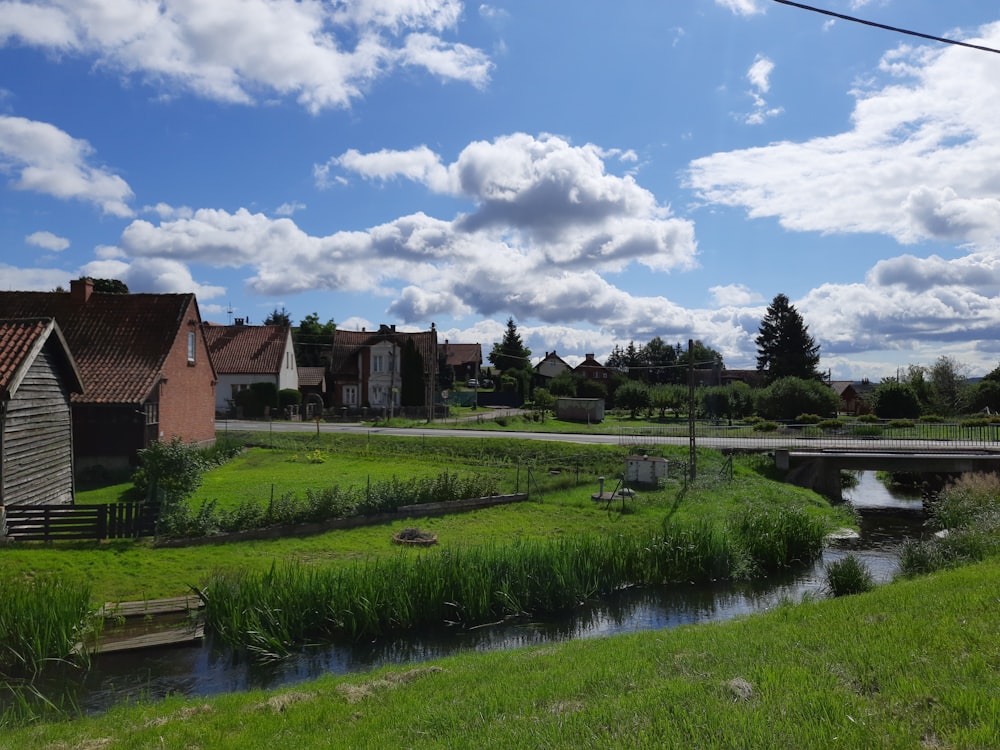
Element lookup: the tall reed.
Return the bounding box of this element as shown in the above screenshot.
[205,503,827,659]
[0,576,95,676]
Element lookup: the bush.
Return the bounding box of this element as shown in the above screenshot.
[887,419,915,429]
[817,419,844,431]
[856,413,881,423]
[849,424,884,438]
[752,421,779,432]
[919,414,944,423]
[869,380,921,419]
[796,413,822,424]
[754,377,839,421]
[133,437,204,506]
[279,388,302,410]
[825,554,875,596]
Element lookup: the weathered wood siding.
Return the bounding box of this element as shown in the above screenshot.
[1,345,74,506]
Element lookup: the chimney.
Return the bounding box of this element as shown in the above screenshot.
[70,278,93,304]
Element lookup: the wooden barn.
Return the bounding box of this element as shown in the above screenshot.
[0,318,83,506]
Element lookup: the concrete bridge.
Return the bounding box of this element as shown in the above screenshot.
[775,448,1000,501]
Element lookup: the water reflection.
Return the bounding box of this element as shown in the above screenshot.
[7,471,926,716]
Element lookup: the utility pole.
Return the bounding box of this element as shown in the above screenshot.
[688,338,697,481]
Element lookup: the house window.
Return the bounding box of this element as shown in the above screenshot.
[372,385,386,404]
[187,331,196,363]
[344,385,358,405]
[373,354,384,373]
[145,402,159,425]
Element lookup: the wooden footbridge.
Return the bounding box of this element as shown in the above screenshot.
[85,594,205,654]
[775,448,1000,501]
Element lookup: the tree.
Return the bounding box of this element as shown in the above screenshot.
[488,317,531,373]
[639,336,678,384]
[870,380,922,419]
[81,277,129,294]
[755,294,821,383]
[294,312,336,367]
[927,356,969,416]
[615,381,651,419]
[264,306,291,326]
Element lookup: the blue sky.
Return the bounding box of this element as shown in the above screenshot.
[2,0,1000,379]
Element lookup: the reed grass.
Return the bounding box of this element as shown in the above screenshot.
[204,502,829,658]
[0,575,95,676]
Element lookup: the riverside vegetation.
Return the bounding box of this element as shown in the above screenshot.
[2,433,998,745]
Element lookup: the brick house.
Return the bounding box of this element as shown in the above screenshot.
[0,279,217,472]
[203,320,298,414]
[0,318,83,506]
[328,324,438,413]
[574,353,610,382]
[440,340,482,385]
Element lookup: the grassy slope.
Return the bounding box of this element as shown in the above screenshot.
[5,559,997,749]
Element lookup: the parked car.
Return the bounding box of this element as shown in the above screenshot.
[466,379,479,388]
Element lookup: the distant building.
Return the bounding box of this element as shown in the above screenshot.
[440,340,482,384]
[535,350,572,381]
[203,320,298,413]
[574,353,610,381]
[328,324,438,412]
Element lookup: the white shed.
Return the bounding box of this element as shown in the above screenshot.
[625,455,668,487]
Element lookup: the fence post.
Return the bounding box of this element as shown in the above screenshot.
[98,503,108,540]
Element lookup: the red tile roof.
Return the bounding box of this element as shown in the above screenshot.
[297,366,326,387]
[0,318,83,397]
[203,323,290,375]
[0,290,201,404]
[440,342,482,367]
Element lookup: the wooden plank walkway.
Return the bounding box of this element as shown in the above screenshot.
[99,594,205,619]
[85,594,207,654]
[94,623,205,654]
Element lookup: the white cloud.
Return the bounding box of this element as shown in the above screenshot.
[25,230,69,251]
[710,283,763,307]
[0,115,134,216]
[0,0,491,113]
[275,201,306,216]
[79,257,226,300]
[0,263,74,291]
[714,0,765,17]
[689,21,1000,244]
[743,54,782,125]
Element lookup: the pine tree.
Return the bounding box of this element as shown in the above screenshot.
[488,317,531,373]
[755,293,821,383]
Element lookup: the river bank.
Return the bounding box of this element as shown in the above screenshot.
[4,556,997,749]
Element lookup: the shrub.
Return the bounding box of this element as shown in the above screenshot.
[752,421,779,432]
[133,437,204,506]
[817,419,844,431]
[279,388,302,410]
[919,414,944,423]
[825,554,875,596]
[796,413,822,424]
[869,380,921,419]
[754,377,839,421]
[887,419,915,429]
[856,413,881,423]
[849,424,884,438]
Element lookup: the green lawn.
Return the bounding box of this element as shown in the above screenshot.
[0,436,845,604]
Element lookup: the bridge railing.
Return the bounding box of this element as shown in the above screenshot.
[619,420,1000,451]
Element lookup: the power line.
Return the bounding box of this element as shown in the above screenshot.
[771,0,1000,55]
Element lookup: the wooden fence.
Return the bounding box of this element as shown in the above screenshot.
[1,501,160,542]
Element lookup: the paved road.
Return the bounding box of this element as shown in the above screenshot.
[215,419,1000,453]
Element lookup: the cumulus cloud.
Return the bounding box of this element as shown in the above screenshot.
[0,0,491,112]
[79,257,226,300]
[0,115,134,216]
[710,283,763,307]
[688,21,1000,245]
[25,230,69,251]
[105,132,710,346]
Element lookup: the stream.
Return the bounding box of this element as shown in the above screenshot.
[11,471,927,716]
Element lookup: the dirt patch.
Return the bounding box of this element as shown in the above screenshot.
[336,666,444,703]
